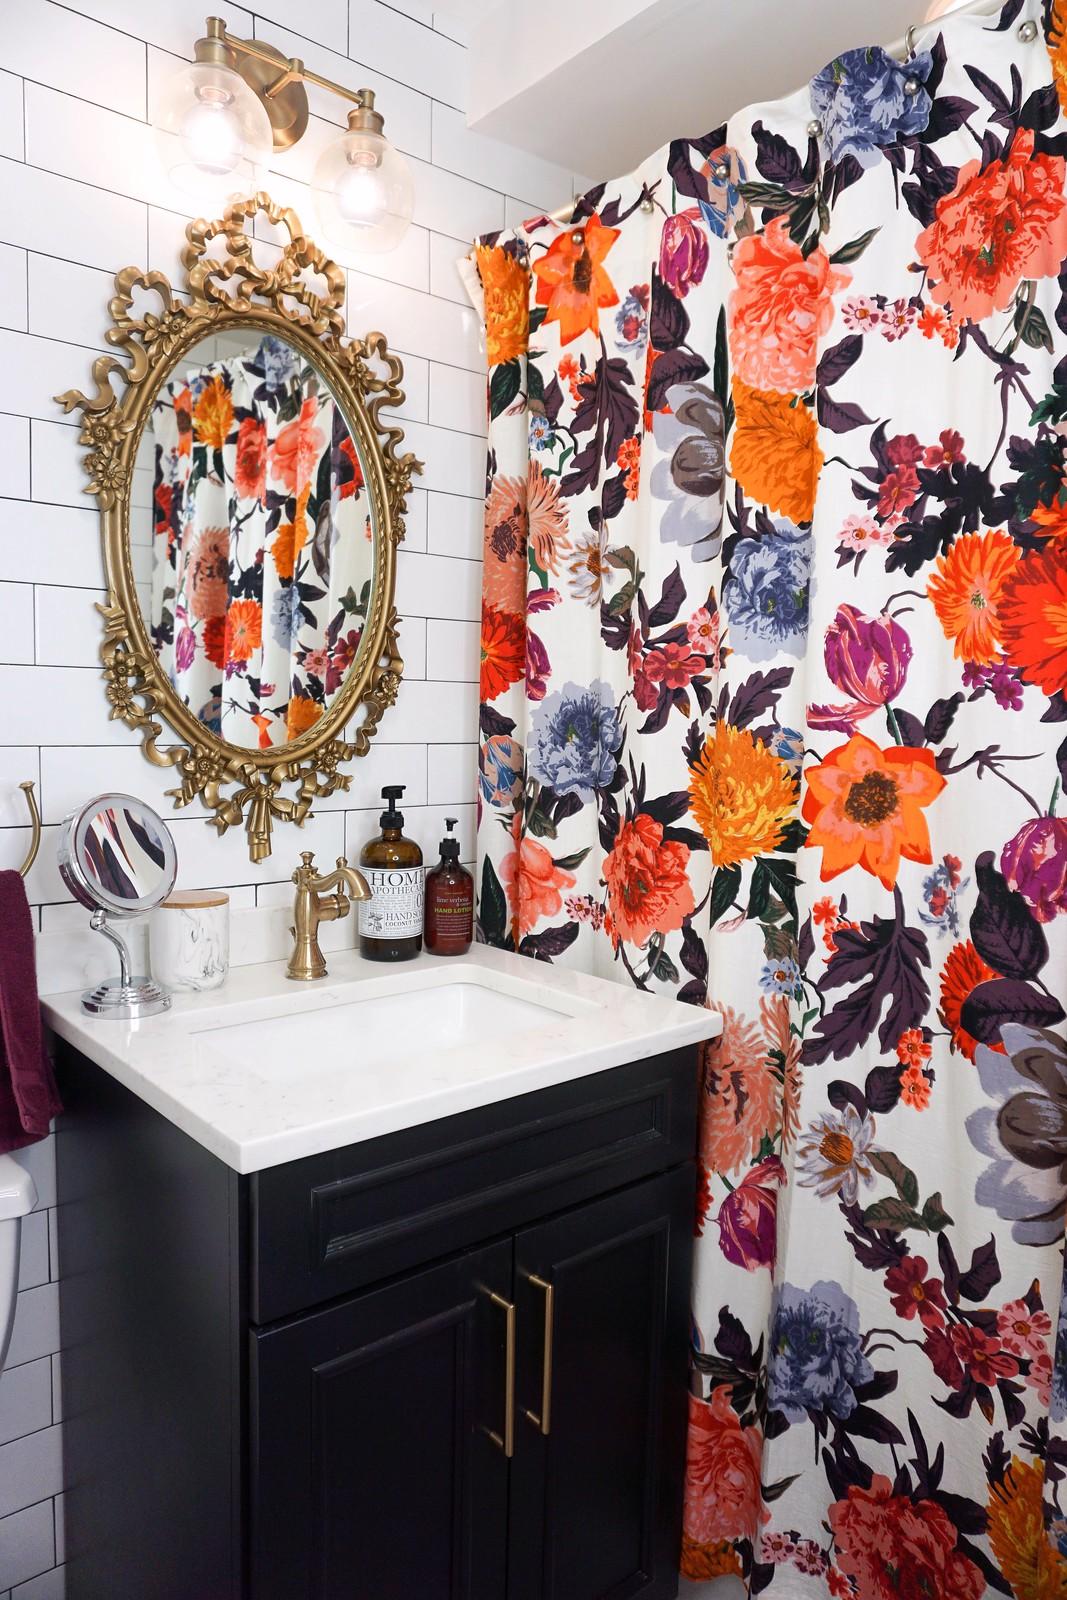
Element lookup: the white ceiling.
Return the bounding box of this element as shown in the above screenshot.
[453,0,955,184]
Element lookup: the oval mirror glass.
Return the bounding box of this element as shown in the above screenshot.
[58,792,178,917]
[133,329,376,750]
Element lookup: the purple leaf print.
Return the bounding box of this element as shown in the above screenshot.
[804,890,930,1064]
[969,852,1048,981]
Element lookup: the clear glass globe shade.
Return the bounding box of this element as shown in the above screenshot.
[155,59,273,204]
[312,128,415,255]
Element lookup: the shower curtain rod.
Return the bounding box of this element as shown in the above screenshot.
[534,0,1013,228]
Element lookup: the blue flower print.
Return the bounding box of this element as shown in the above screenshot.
[528,679,622,801]
[257,334,299,391]
[760,958,803,1000]
[810,47,933,169]
[529,412,554,452]
[615,285,649,352]
[770,726,805,772]
[1053,1270,1067,1424]
[724,520,812,661]
[768,1280,874,1423]
[271,583,301,650]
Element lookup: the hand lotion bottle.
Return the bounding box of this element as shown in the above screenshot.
[358,786,424,962]
[424,818,473,956]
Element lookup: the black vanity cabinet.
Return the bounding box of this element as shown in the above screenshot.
[55,1042,698,1600]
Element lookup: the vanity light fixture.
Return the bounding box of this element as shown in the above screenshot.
[155,16,414,253]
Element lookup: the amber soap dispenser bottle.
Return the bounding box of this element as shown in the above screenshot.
[425,818,474,956]
[358,785,424,962]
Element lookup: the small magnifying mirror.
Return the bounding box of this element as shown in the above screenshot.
[57,794,178,1019]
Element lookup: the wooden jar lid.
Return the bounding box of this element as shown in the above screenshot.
[158,890,229,909]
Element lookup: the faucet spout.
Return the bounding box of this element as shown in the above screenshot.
[287,853,370,982]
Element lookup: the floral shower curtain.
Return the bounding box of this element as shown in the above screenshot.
[468,1,1067,1592]
[151,335,370,748]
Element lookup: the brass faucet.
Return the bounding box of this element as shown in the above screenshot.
[287,852,371,981]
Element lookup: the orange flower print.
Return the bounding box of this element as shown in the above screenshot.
[233,416,267,500]
[987,1455,1067,1600]
[730,381,823,525]
[223,598,262,667]
[802,733,946,890]
[896,1028,931,1068]
[202,614,226,670]
[926,530,1020,664]
[527,459,569,572]
[1030,496,1067,540]
[271,485,311,581]
[483,474,528,613]
[532,213,621,345]
[480,604,526,701]
[939,940,997,1062]
[192,374,233,449]
[999,548,1067,696]
[916,129,1067,324]
[729,215,850,394]
[337,433,364,500]
[617,436,641,500]
[273,397,325,495]
[899,1067,932,1110]
[476,244,528,365]
[188,526,230,621]
[700,1004,779,1174]
[174,385,193,456]
[682,1387,767,1546]
[285,691,323,740]
[499,813,576,939]
[689,721,796,868]
[602,814,695,948]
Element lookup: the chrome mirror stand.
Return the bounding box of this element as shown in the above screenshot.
[57,792,178,1021]
[82,908,170,1021]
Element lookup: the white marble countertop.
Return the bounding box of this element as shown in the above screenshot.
[41,946,721,1174]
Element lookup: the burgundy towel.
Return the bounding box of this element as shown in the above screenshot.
[0,871,61,1152]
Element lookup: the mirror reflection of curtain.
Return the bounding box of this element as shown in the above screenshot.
[150,335,371,748]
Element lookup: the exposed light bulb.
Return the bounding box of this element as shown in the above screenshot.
[154,58,273,203]
[312,118,414,256]
[180,89,243,177]
[335,150,387,229]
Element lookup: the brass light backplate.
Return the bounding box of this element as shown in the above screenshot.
[232,34,309,150]
[55,193,421,864]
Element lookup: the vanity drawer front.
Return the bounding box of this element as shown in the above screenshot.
[249,1047,699,1323]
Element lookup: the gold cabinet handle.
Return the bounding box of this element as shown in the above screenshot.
[523,1274,554,1436]
[485,1290,516,1458]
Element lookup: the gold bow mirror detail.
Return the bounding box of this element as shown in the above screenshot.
[56,194,420,862]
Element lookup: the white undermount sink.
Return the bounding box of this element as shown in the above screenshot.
[192,974,579,1083]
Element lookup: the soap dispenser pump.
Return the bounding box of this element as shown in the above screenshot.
[358,785,424,962]
[425,818,474,956]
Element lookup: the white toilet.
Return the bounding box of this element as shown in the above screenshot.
[0,1153,37,1372]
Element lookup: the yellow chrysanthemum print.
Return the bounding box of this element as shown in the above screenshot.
[689,722,796,867]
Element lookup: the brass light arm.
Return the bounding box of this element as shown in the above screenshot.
[200,17,385,144]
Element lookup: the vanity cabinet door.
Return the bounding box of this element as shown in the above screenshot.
[508,1166,695,1600]
[249,1240,513,1600]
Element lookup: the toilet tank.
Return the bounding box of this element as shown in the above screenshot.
[0,1153,38,1372]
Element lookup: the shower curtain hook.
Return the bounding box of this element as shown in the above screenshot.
[904,22,919,58]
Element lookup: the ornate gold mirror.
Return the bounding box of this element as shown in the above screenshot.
[57,194,419,862]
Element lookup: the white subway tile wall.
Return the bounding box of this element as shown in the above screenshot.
[0,1,591,1588]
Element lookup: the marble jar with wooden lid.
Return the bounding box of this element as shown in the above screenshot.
[149,890,229,992]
